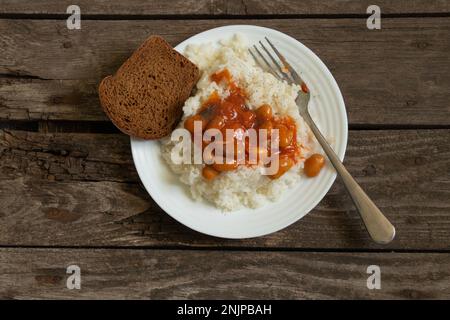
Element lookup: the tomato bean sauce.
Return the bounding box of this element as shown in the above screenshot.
[184,68,323,180]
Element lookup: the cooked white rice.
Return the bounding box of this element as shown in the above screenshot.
[160,34,317,211]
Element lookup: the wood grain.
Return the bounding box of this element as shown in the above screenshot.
[1,18,449,125]
[0,128,136,182]
[0,0,449,15]
[1,129,449,249]
[1,248,449,299]
[0,78,104,121]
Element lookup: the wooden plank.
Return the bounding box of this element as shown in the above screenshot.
[0,129,449,249]
[1,248,449,299]
[0,129,136,182]
[0,79,104,121]
[0,0,449,15]
[1,19,449,126]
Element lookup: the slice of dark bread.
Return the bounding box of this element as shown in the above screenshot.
[99,36,199,139]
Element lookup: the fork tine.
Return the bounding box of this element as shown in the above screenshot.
[250,46,282,80]
[248,49,280,79]
[248,49,264,69]
[259,40,294,84]
[264,37,302,84]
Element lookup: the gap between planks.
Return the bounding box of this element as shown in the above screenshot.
[0,0,449,18]
[0,244,450,254]
[1,13,450,20]
[2,121,450,134]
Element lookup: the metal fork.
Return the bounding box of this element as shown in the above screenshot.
[250,37,396,244]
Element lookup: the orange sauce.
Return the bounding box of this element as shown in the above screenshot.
[184,68,308,180]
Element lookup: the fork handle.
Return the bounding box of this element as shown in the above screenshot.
[302,112,396,244]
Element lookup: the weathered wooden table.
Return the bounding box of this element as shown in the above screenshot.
[0,0,449,299]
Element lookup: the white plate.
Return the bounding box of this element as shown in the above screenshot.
[130,25,348,239]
